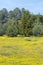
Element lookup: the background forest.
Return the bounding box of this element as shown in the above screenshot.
[0,8,43,37]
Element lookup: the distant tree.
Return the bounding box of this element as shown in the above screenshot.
[20,10,33,36]
[0,8,8,23]
[33,23,43,36]
[21,8,26,15]
[39,15,43,23]
[9,8,22,20]
[0,23,5,36]
[6,18,18,37]
[9,11,14,19]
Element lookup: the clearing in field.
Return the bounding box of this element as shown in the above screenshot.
[0,36,43,65]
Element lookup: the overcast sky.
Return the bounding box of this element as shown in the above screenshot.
[0,0,43,14]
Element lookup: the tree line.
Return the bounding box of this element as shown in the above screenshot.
[0,8,43,37]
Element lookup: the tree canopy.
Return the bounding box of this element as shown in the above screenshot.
[0,8,43,37]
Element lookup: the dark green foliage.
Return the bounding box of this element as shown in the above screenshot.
[0,23,5,36]
[20,11,33,36]
[0,8,8,23]
[9,8,22,20]
[0,8,43,37]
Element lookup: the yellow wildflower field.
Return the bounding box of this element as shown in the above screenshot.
[0,36,43,65]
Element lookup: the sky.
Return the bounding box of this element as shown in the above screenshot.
[0,0,43,14]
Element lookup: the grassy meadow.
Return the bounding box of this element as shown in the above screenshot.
[0,36,43,65]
